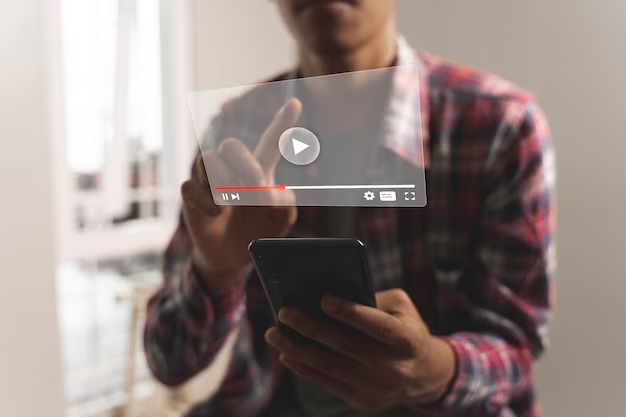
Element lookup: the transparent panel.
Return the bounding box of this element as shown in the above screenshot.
[188,65,426,207]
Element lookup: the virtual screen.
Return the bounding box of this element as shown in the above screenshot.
[188,65,426,207]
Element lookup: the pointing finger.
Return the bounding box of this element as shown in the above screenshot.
[254,98,303,175]
[220,138,267,186]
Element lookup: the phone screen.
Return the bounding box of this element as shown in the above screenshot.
[249,239,376,325]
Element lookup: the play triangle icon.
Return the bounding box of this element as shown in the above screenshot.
[292,138,310,155]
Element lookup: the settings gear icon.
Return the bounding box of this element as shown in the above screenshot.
[364,191,375,201]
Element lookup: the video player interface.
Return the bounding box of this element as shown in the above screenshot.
[188,65,426,207]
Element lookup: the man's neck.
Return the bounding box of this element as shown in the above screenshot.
[297,30,397,78]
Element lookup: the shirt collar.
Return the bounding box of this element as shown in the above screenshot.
[383,35,430,168]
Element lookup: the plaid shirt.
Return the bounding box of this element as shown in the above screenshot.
[145,38,555,417]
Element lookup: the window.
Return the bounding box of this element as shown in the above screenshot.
[62,0,165,234]
[57,0,194,412]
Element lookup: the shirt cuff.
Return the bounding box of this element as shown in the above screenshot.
[182,260,248,326]
[437,336,476,411]
[409,335,486,416]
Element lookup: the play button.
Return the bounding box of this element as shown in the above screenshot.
[278,127,321,166]
[292,138,309,155]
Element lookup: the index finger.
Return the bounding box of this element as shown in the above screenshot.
[254,98,303,174]
[320,295,407,348]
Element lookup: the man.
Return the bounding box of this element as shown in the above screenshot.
[145,0,555,416]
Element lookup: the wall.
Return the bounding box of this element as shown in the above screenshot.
[194,1,626,415]
[0,0,64,416]
[397,1,626,414]
[193,0,293,91]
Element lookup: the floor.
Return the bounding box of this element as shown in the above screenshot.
[56,261,160,410]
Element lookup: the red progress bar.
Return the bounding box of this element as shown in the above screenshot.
[216,184,286,191]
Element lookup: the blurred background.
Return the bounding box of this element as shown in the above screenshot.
[2,0,625,416]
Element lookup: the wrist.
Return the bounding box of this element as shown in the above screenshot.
[407,336,457,407]
[191,249,249,294]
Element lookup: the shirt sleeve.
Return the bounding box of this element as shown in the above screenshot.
[144,99,289,414]
[415,101,556,416]
[143,212,247,386]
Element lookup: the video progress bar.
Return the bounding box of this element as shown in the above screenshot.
[285,184,416,190]
[216,184,416,191]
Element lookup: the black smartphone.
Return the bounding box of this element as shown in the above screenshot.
[248,238,377,344]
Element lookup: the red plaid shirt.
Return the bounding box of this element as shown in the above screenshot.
[145,38,555,417]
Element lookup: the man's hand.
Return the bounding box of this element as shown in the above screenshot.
[181,99,302,292]
[265,289,457,412]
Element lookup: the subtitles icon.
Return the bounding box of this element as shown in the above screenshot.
[380,191,396,202]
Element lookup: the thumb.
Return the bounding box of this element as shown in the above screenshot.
[375,289,422,320]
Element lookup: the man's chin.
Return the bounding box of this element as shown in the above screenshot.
[308,39,355,58]
[300,27,363,58]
